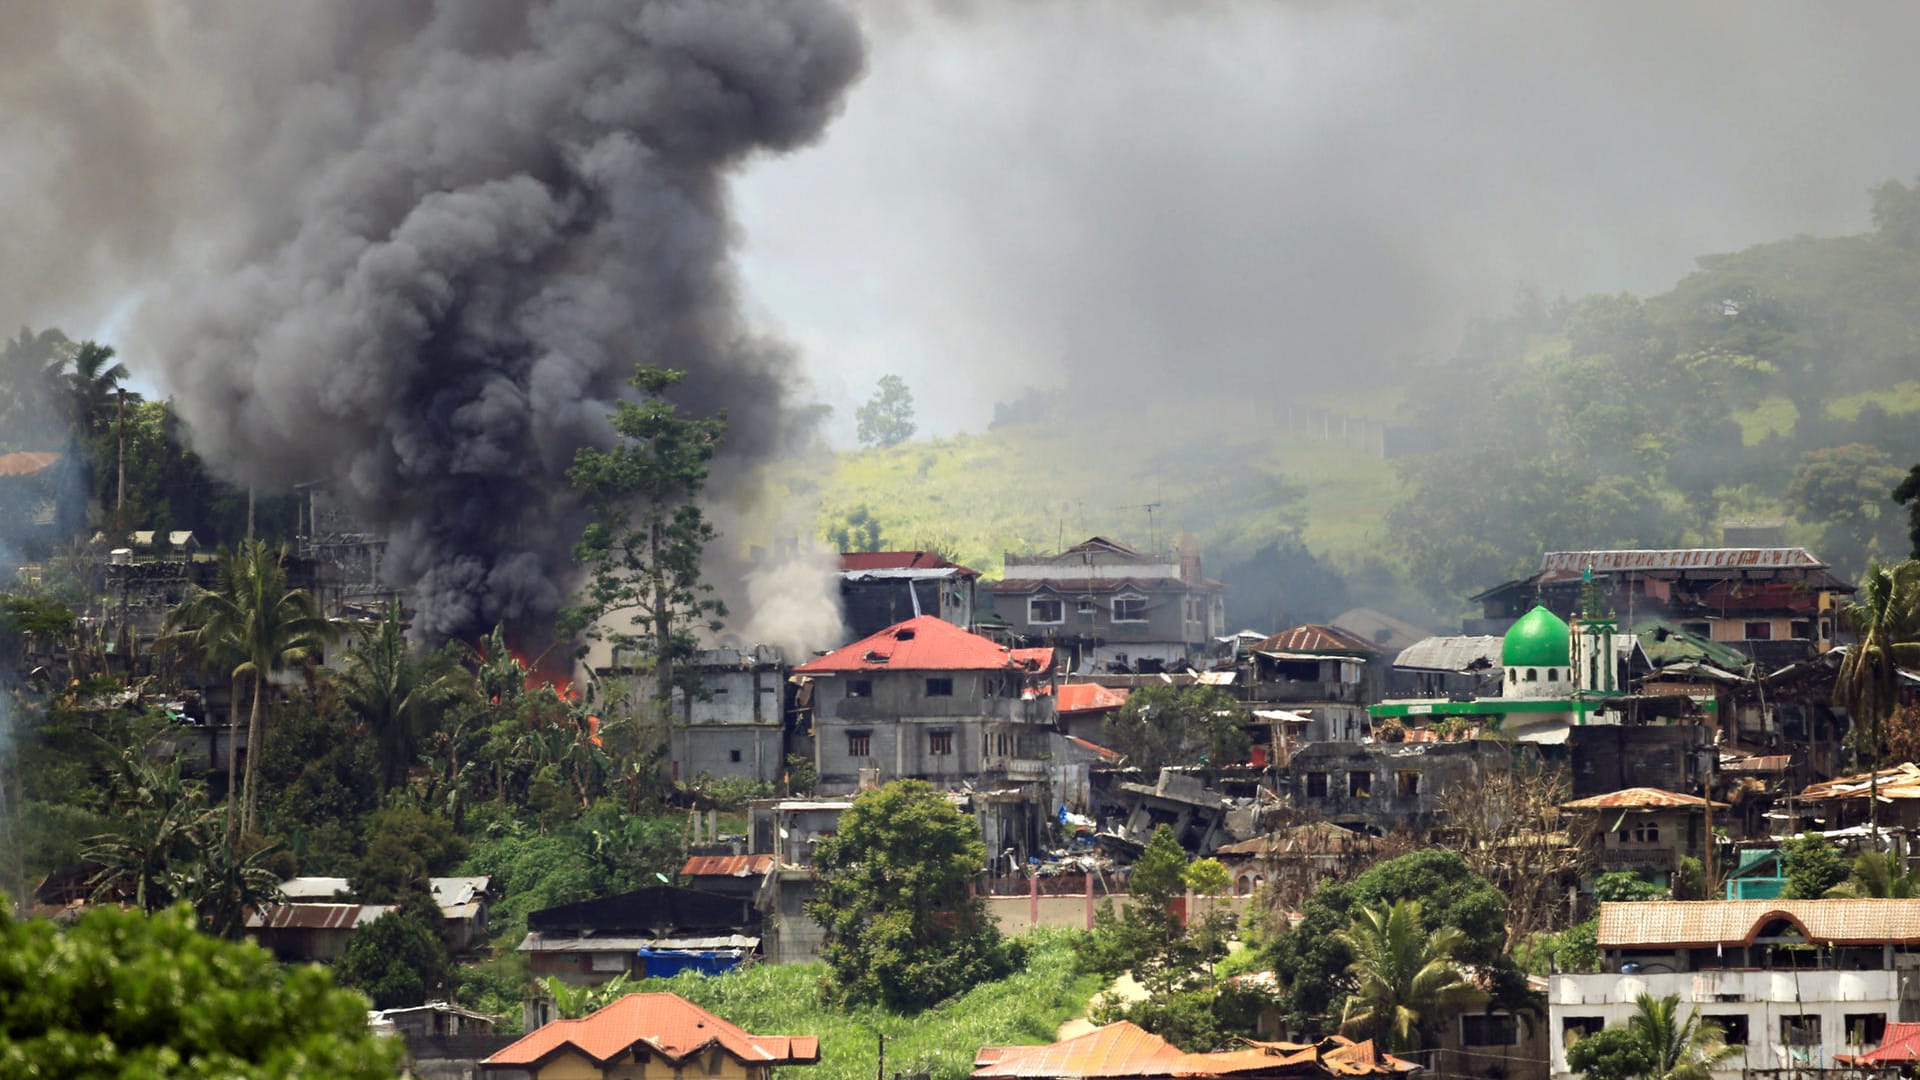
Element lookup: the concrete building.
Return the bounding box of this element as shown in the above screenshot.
[838,550,980,638]
[1550,900,1920,1080]
[1242,624,1383,741]
[1282,739,1540,836]
[987,535,1227,672]
[667,647,787,785]
[795,615,1058,796]
[1560,788,1728,886]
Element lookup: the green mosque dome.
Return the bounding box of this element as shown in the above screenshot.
[1502,605,1571,668]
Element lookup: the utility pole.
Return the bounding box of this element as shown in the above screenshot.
[876,1031,886,1080]
[115,387,126,511]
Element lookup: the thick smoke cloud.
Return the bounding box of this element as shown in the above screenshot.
[0,1,864,642]
[737,1,1920,434]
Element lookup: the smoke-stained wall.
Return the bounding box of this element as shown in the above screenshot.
[1,1,865,643]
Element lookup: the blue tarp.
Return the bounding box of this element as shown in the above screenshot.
[637,949,743,977]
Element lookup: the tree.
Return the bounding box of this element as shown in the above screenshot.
[1101,685,1251,778]
[351,806,470,905]
[1336,900,1482,1054]
[566,367,726,706]
[83,751,220,914]
[1834,560,1920,832]
[338,602,474,794]
[806,780,1016,1011]
[0,902,400,1076]
[1594,993,1737,1080]
[59,340,131,438]
[1436,764,1593,950]
[539,973,632,1019]
[824,504,885,552]
[1780,832,1852,899]
[1826,849,1920,898]
[855,374,916,448]
[1895,462,1920,560]
[162,539,335,835]
[1566,1025,1657,1080]
[186,833,288,941]
[1786,445,1907,574]
[336,909,449,1011]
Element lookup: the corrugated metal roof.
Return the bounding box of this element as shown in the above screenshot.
[1253,625,1379,655]
[246,903,391,930]
[518,933,760,953]
[1723,754,1794,773]
[1800,763,1920,802]
[838,551,978,576]
[1540,548,1826,573]
[1597,900,1920,948]
[279,876,352,901]
[1057,684,1130,714]
[680,854,774,878]
[794,616,1054,675]
[1838,1022,1920,1065]
[484,992,817,1068]
[1562,788,1728,811]
[1393,636,1503,674]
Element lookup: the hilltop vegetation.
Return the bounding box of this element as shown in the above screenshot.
[806,181,1920,619]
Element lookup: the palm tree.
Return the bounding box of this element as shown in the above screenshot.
[1834,560,1920,834]
[163,539,336,835]
[186,834,287,939]
[1624,992,1738,1080]
[59,340,131,436]
[1826,849,1919,898]
[1336,899,1483,1054]
[338,602,474,794]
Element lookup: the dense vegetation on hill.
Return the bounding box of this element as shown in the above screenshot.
[806,181,1920,623]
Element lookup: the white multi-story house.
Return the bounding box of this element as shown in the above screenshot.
[1550,900,1920,1080]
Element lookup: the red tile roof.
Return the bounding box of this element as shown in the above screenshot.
[972,1023,1416,1079]
[1066,736,1123,762]
[794,616,1055,675]
[839,551,979,577]
[1057,684,1130,714]
[1597,900,1920,949]
[680,854,774,879]
[1253,625,1378,655]
[0,451,61,478]
[1561,788,1728,811]
[484,993,819,1070]
[1838,1022,1920,1065]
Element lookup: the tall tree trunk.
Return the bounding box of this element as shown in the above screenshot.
[651,517,670,705]
[225,676,242,840]
[242,672,267,834]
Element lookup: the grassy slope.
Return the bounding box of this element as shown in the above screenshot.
[808,393,1402,576]
[636,931,1103,1080]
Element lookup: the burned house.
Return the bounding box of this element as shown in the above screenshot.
[747,797,852,964]
[1560,788,1727,885]
[1242,624,1383,741]
[668,646,788,785]
[1282,739,1539,836]
[987,535,1227,672]
[1391,635,1504,700]
[517,886,759,1003]
[1470,547,1853,666]
[838,550,980,638]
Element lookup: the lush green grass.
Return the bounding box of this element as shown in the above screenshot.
[1826,379,1920,421]
[635,930,1103,1080]
[802,394,1399,576]
[1732,395,1798,445]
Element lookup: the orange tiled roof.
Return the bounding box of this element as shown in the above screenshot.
[1561,787,1728,811]
[0,451,61,478]
[483,993,819,1070]
[1598,900,1920,949]
[971,1023,1417,1079]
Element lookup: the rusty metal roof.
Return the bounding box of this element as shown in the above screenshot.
[1253,625,1379,655]
[1597,900,1920,948]
[680,854,774,879]
[1799,763,1920,802]
[1562,788,1728,811]
[838,551,979,577]
[1540,548,1826,573]
[0,451,61,478]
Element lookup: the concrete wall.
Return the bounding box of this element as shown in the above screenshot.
[673,725,784,785]
[990,585,1220,650]
[1285,740,1520,833]
[812,670,1054,793]
[1550,968,1917,1080]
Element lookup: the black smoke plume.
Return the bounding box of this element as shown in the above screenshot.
[114,1,865,642]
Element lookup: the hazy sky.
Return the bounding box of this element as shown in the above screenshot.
[730,2,1920,441]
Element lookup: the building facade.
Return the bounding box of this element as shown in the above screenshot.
[987,535,1226,672]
